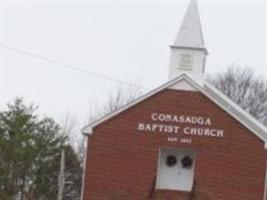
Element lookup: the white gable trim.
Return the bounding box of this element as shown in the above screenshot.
[82,74,189,134]
[82,73,267,147]
[204,82,267,144]
[168,78,199,91]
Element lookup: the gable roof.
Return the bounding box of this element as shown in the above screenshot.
[82,73,267,147]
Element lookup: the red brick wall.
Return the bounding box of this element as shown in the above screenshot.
[83,89,267,200]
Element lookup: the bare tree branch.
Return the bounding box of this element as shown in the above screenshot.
[208,65,267,126]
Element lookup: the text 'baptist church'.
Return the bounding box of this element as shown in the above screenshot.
[137,113,224,138]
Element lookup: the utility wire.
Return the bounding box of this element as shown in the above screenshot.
[0,44,147,90]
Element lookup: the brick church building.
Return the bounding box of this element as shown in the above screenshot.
[81,0,267,199]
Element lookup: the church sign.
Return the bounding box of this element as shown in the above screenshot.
[137,113,224,141]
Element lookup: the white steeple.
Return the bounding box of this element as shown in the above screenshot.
[168,0,208,82]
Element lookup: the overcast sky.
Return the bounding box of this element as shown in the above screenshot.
[0,0,266,128]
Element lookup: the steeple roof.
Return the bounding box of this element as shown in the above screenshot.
[173,0,205,49]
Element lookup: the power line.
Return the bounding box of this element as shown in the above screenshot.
[0,44,147,90]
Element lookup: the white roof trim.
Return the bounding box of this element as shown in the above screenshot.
[82,74,189,134]
[203,82,267,143]
[82,73,267,146]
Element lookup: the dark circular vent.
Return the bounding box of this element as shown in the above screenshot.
[181,156,193,168]
[166,155,177,167]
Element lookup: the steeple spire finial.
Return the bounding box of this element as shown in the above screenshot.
[174,0,205,49]
[168,0,208,82]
